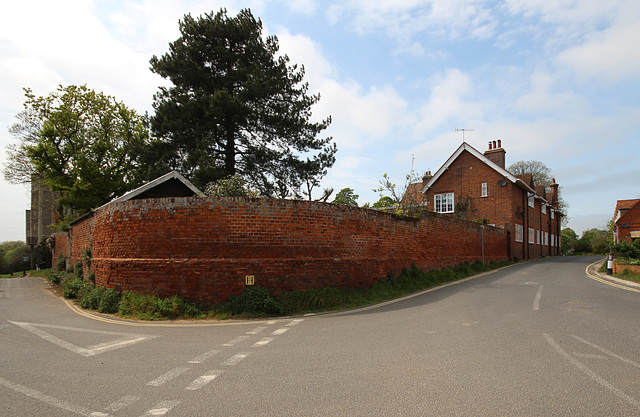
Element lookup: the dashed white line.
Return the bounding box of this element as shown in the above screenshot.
[223,335,249,346]
[185,370,225,391]
[253,337,274,347]
[188,349,221,364]
[272,328,289,336]
[286,319,304,326]
[147,367,190,387]
[246,326,267,335]
[105,396,140,411]
[222,352,250,366]
[141,400,180,416]
[533,285,543,311]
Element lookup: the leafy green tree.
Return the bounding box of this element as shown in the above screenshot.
[561,227,579,254]
[147,8,336,197]
[508,160,569,226]
[332,188,359,206]
[205,175,259,197]
[4,86,149,215]
[372,196,395,209]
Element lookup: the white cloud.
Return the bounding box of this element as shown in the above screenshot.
[555,19,640,83]
[326,0,498,44]
[413,68,480,135]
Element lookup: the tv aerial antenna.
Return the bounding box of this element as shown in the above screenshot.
[455,128,474,142]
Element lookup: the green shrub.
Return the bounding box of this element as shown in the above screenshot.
[56,255,66,271]
[80,286,105,310]
[73,261,83,279]
[86,271,95,285]
[118,291,161,320]
[98,288,121,314]
[46,269,63,285]
[62,277,88,299]
[224,286,282,316]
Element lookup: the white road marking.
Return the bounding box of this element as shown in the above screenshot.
[573,352,608,360]
[0,375,110,417]
[253,337,274,347]
[222,335,249,346]
[141,400,180,416]
[147,367,190,387]
[272,328,289,335]
[188,349,221,364]
[573,335,640,369]
[533,285,544,311]
[246,326,267,334]
[185,370,225,390]
[105,396,140,411]
[222,352,249,366]
[287,319,304,326]
[9,321,157,357]
[544,334,640,409]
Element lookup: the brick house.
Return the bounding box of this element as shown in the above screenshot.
[416,141,562,260]
[613,199,640,243]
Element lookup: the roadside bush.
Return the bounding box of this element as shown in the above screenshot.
[62,276,89,299]
[99,288,121,314]
[73,261,83,279]
[118,291,161,320]
[46,269,63,285]
[80,286,105,310]
[224,286,282,316]
[56,255,66,271]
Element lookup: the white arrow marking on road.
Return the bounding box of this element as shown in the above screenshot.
[9,321,158,357]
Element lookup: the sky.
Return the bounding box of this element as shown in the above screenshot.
[1,0,639,242]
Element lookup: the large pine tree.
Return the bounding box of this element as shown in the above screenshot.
[147,8,336,197]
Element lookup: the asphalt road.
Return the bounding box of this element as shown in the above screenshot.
[2,256,640,416]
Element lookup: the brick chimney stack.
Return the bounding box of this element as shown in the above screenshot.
[550,178,559,207]
[484,139,506,169]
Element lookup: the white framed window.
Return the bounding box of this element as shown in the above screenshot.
[544,232,548,246]
[541,204,546,214]
[536,230,541,245]
[528,227,535,244]
[551,209,555,219]
[434,193,454,213]
[515,224,524,242]
[528,193,535,208]
[481,183,488,197]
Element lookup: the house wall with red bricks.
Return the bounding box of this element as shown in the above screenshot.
[53,196,508,305]
[617,202,640,243]
[423,148,562,260]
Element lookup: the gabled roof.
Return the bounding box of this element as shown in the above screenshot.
[106,170,203,207]
[615,199,640,223]
[420,142,537,195]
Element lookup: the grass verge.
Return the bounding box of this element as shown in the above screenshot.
[41,259,513,320]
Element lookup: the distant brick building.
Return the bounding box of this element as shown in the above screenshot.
[416,141,562,260]
[613,199,640,243]
[25,174,59,245]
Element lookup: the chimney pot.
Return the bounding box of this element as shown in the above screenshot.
[488,141,492,150]
[493,140,497,149]
[497,139,502,148]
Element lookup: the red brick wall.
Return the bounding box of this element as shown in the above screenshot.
[54,197,508,305]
